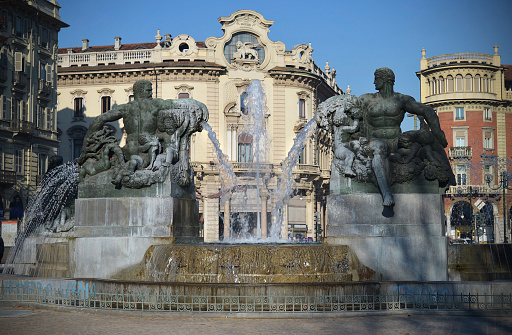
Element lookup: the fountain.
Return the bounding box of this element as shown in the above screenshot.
[2,79,375,284]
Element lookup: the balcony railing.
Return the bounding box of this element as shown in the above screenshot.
[0,170,16,185]
[447,184,502,196]
[293,164,320,174]
[13,72,27,88]
[505,91,512,101]
[10,119,34,135]
[231,162,274,172]
[449,146,472,159]
[38,80,52,96]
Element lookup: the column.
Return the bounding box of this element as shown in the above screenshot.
[260,191,267,238]
[223,196,231,240]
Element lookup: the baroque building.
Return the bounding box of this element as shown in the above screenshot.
[417,46,512,243]
[0,0,68,223]
[56,10,342,242]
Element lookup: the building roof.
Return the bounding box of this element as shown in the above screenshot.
[58,41,205,54]
[503,64,512,81]
[57,60,225,73]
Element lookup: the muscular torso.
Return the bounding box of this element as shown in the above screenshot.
[360,93,406,140]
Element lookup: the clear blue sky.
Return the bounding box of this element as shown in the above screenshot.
[56,0,512,131]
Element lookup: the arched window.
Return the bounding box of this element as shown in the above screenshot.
[224,33,265,64]
[483,75,489,92]
[439,77,445,94]
[455,75,463,92]
[447,76,454,92]
[474,75,481,92]
[432,78,437,95]
[9,195,24,219]
[465,74,472,92]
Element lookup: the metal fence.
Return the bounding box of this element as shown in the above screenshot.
[1,286,511,313]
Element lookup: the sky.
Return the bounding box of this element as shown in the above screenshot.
[56,0,512,131]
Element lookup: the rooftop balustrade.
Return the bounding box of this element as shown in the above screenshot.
[427,53,494,68]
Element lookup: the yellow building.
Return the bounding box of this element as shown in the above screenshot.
[417,46,512,243]
[0,0,68,223]
[56,10,342,242]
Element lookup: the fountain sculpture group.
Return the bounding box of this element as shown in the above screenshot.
[4,69,455,282]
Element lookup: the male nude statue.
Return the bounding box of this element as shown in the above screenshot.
[359,67,448,207]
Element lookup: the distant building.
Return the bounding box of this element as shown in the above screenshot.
[57,10,341,242]
[0,0,68,223]
[417,46,512,243]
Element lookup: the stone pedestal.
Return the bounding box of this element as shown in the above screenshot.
[73,196,200,279]
[325,193,448,281]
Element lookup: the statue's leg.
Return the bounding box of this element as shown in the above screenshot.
[370,141,394,206]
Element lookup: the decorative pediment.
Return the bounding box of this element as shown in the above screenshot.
[70,89,87,97]
[97,88,115,95]
[175,84,194,99]
[218,10,274,30]
[297,91,310,100]
[168,35,199,56]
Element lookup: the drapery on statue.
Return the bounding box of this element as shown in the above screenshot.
[77,80,209,188]
[317,67,455,207]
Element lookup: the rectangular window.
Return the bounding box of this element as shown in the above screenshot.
[237,143,252,163]
[299,99,306,118]
[456,165,467,186]
[298,147,306,164]
[101,96,111,114]
[128,94,134,102]
[38,106,44,128]
[46,108,52,130]
[455,108,464,120]
[0,147,3,170]
[74,98,83,117]
[15,149,23,174]
[1,95,7,120]
[39,62,46,80]
[484,108,491,121]
[483,131,493,149]
[40,26,49,49]
[21,100,27,121]
[455,137,465,147]
[39,153,47,175]
[178,92,189,99]
[73,138,83,160]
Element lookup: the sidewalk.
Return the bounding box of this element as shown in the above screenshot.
[1,304,512,335]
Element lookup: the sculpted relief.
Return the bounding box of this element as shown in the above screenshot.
[317,68,455,207]
[77,80,209,189]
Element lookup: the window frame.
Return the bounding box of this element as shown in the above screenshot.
[101,96,111,114]
[455,107,465,121]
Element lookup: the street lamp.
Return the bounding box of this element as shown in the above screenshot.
[486,172,511,243]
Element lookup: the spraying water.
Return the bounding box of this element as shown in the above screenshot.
[202,79,317,242]
[3,160,79,274]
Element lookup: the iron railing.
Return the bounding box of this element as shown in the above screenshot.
[0,286,510,313]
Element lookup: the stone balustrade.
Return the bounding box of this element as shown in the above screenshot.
[58,49,155,67]
[427,53,494,68]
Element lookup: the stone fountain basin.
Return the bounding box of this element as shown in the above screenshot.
[115,244,375,283]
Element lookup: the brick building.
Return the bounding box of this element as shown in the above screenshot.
[417,46,512,243]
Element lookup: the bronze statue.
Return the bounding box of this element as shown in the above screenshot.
[77,80,209,188]
[318,68,455,207]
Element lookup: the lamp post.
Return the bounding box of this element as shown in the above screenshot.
[486,172,511,243]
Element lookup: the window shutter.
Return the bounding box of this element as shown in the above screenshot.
[15,52,22,71]
[46,64,52,82]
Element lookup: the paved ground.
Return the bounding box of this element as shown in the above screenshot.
[1,304,511,335]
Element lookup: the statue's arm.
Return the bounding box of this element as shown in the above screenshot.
[340,119,359,134]
[78,107,125,164]
[402,95,448,147]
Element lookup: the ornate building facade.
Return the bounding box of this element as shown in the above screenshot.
[417,46,512,243]
[56,10,342,242]
[0,0,68,223]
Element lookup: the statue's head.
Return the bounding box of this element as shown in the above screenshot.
[374,67,395,97]
[133,80,153,100]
